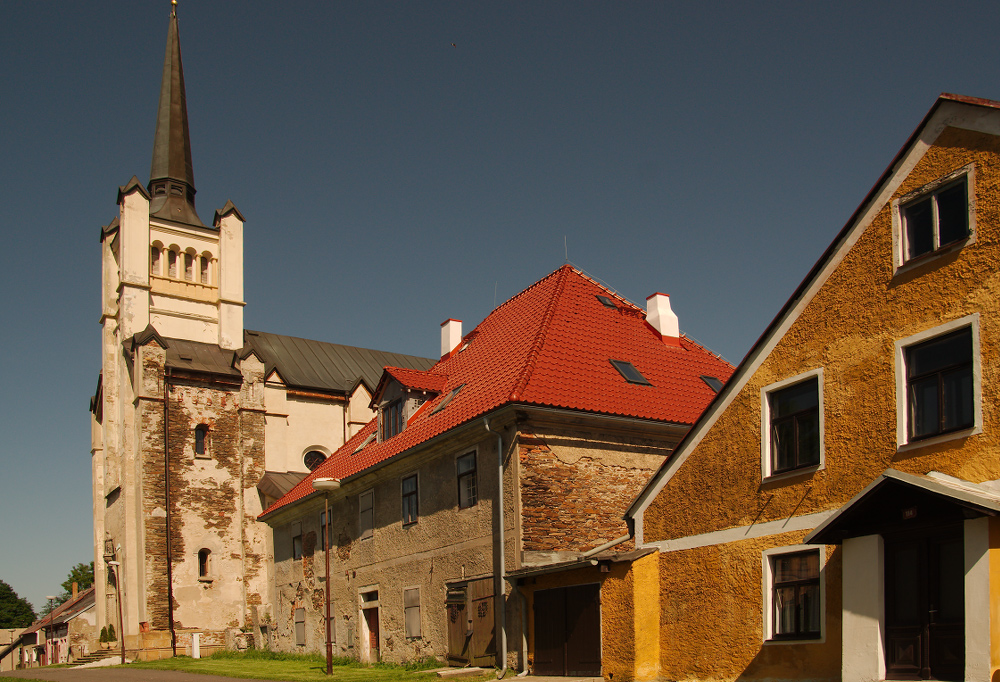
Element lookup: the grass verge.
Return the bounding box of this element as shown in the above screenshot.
[130,650,483,682]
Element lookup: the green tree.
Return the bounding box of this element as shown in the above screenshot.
[0,580,36,628]
[59,562,94,603]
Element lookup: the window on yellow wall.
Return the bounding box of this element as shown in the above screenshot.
[770,550,821,639]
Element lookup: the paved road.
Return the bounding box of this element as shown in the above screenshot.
[0,669,271,682]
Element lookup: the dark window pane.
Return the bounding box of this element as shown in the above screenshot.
[904,197,934,259]
[304,450,326,471]
[611,359,651,385]
[907,328,972,377]
[772,421,795,472]
[890,545,920,624]
[797,412,820,466]
[909,377,940,438]
[941,368,974,431]
[771,380,818,418]
[936,180,969,246]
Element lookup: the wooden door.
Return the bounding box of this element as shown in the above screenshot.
[363,607,379,663]
[885,528,964,680]
[469,577,496,667]
[532,584,601,676]
[446,587,470,665]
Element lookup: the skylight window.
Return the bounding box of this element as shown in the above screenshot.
[596,295,617,309]
[610,360,651,385]
[701,375,724,393]
[352,433,376,455]
[431,384,466,414]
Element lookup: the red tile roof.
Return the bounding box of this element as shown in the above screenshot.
[260,265,733,518]
[370,366,449,408]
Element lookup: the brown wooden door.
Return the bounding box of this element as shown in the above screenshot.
[446,595,470,665]
[363,607,379,662]
[885,528,964,680]
[469,577,496,667]
[533,584,601,676]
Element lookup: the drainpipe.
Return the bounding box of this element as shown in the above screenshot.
[582,534,631,557]
[483,417,507,677]
[164,367,177,656]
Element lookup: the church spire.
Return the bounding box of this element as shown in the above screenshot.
[148,0,205,227]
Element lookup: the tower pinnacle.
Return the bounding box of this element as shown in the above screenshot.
[148,1,205,227]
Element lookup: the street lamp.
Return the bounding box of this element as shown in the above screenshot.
[312,477,341,675]
[45,596,56,666]
[107,561,125,665]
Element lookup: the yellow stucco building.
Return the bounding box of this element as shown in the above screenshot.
[628,94,1000,682]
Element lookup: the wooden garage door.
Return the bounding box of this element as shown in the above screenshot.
[533,584,601,676]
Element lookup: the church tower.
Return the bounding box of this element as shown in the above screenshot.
[92,2,269,658]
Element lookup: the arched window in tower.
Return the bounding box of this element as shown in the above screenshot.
[184,252,194,281]
[200,254,210,284]
[198,548,211,578]
[304,450,327,471]
[168,250,178,278]
[150,246,161,276]
[194,425,209,458]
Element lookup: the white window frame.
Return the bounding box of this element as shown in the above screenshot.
[762,544,826,645]
[894,314,981,451]
[760,368,825,481]
[892,164,975,273]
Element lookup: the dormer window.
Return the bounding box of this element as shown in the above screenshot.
[381,400,403,440]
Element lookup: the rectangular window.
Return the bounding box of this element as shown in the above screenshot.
[150,247,161,275]
[765,375,820,476]
[183,252,194,281]
[906,326,973,441]
[381,400,403,440]
[292,534,303,560]
[168,250,178,278]
[199,256,209,284]
[404,588,421,638]
[457,452,477,509]
[401,475,418,526]
[901,176,970,263]
[359,490,374,539]
[294,607,306,646]
[769,550,821,640]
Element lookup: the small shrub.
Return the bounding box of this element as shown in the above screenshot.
[107,623,117,641]
[99,626,108,643]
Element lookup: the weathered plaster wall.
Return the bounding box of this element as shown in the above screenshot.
[270,427,505,664]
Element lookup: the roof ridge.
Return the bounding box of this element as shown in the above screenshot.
[508,265,572,401]
[570,265,643,312]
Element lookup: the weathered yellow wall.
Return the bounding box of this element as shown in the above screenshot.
[990,516,1000,681]
[642,125,1000,680]
[631,552,660,680]
[658,533,841,682]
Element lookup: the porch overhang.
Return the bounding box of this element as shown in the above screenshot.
[506,548,655,581]
[806,468,1000,545]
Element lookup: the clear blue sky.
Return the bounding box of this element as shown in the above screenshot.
[2,0,999,613]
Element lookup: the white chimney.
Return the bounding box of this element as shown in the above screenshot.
[440,318,463,358]
[646,293,681,346]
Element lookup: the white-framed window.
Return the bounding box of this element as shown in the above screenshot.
[893,164,975,270]
[359,489,374,539]
[404,587,420,638]
[760,369,824,480]
[762,545,825,644]
[895,314,981,449]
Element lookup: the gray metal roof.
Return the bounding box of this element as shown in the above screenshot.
[164,337,241,377]
[244,330,436,394]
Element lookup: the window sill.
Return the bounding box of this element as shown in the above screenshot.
[198,577,213,584]
[761,464,822,485]
[893,237,972,278]
[764,634,823,646]
[897,426,979,453]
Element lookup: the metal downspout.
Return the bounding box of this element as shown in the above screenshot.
[164,367,177,656]
[484,417,507,676]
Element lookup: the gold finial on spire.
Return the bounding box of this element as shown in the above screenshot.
[171,0,177,16]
